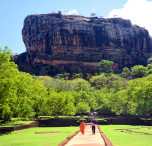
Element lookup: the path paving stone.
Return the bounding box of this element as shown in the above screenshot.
[65,124,105,146]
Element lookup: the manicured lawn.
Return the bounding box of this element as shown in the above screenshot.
[100,125,152,146]
[0,127,78,146]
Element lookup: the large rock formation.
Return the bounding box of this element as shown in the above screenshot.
[22,13,152,74]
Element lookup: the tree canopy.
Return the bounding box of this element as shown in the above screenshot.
[0,47,152,122]
[97,60,114,74]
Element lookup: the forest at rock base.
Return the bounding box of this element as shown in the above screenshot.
[0,47,152,123]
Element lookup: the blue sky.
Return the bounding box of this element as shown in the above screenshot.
[0,0,152,54]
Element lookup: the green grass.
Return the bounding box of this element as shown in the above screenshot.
[0,127,78,146]
[96,118,107,121]
[100,125,152,146]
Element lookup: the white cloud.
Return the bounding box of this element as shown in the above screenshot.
[108,0,152,36]
[91,8,96,12]
[61,9,78,15]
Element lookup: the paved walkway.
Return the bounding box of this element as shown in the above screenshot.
[65,124,105,146]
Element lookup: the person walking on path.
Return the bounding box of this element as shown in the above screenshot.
[80,121,85,135]
[91,121,96,134]
[65,124,106,146]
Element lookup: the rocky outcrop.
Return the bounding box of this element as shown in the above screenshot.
[22,13,152,74]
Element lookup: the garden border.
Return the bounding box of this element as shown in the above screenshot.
[97,124,113,146]
[58,130,80,146]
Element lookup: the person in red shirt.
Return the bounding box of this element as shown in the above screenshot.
[80,121,85,135]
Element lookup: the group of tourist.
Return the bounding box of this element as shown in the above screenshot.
[80,111,98,135]
[80,120,96,135]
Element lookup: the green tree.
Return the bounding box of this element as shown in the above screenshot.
[54,78,72,92]
[16,72,48,118]
[76,102,90,115]
[90,13,96,17]
[71,78,91,92]
[147,63,152,75]
[110,74,152,116]
[121,67,131,78]
[0,47,19,121]
[106,74,128,92]
[89,73,107,89]
[44,91,75,118]
[97,60,114,74]
[131,65,147,78]
[71,78,94,106]
[39,66,51,76]
[147,63,152,70]
[126,75,152,116]
[0,47,48,121]
[94,87,114,114]
[109,90,137,116]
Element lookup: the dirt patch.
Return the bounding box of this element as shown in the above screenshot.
[115,127,152,135]
[35,131,71,134]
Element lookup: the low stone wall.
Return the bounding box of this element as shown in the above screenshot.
[106,117,152,126]
[38,118,86,127]
[0,121,39,135]
[38,117,152,127]
[0,117,151,135]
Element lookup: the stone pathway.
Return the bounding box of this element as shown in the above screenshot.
[65,124,105,146]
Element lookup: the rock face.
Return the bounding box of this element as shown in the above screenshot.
[22,13,152,74]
